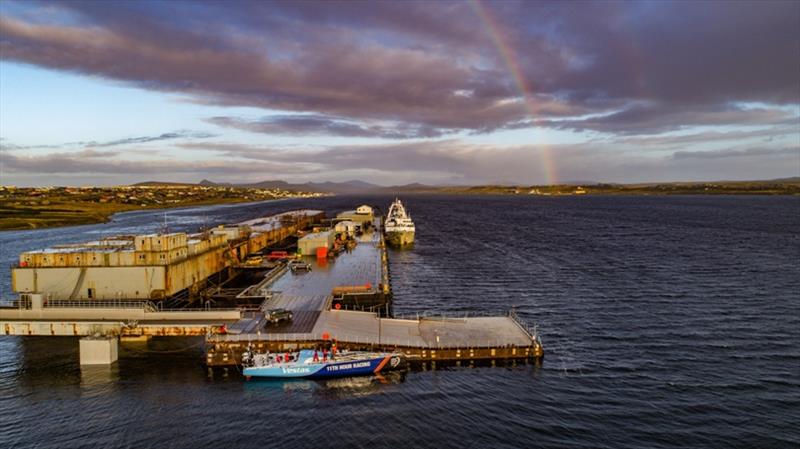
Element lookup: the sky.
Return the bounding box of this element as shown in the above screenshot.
[0,0,798,187]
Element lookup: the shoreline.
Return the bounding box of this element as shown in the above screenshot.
[3,186,798,231]
[0,196,313,231]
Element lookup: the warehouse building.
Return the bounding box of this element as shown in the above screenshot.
[297,230,335,256]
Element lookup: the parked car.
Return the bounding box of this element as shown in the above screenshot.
[244,256,263,266]
[288,260,312,273]
[265,308,293,325]
[267,251,291,261]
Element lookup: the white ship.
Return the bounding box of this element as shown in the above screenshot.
[384,199,415,246]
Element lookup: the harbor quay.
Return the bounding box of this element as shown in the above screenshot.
[1,205,543,367]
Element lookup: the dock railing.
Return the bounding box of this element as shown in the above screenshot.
[211,311,542,350]
[319,306,540,343]
[0,299,19,309]
[336,302,388,314]
[507,307,540,343]
[212,330,537,350]
[3,297,242,314]
[392,309,520,320]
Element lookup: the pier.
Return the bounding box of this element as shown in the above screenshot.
[1,205,543,367]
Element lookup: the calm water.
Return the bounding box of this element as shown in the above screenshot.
[1,195,798,448]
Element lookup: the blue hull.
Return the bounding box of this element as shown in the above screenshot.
[244,354,398,379]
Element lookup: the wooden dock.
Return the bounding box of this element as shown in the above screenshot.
[206,309,543,366]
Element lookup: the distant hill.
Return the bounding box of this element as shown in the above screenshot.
[197,179,386,193]
[137,178,425,193]
[303,180,382,193]
[134,181,202,187]
[135,177,800,195]
[765,177,800,183]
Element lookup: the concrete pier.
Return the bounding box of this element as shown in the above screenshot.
[79,336,119,365]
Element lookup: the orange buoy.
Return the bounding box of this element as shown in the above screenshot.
[334,303,341,310]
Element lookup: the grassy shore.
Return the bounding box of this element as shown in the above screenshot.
[438,180,800,196]
[0,185,320,231]
[0,198,265,230]
[3,179,797,230]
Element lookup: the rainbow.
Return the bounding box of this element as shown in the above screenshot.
[469,0,558,185]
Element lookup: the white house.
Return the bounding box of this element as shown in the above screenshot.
[334,220,358,236]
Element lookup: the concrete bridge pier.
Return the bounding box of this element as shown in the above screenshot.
[79,336,119,365]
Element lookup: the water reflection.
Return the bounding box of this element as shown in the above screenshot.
[410,357,543,373]
[1,195,797,448]
[80,364,120,395]
[242,370,407,399]
[14,337,81,388]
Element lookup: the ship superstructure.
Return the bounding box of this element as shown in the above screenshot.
[384,199,415,246]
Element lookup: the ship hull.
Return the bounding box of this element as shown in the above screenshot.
[385,230,414,246]
[244,354,403,379]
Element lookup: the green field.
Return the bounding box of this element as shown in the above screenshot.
[439,180,800,196]
[0,185,317,230]
[0,198,266,230]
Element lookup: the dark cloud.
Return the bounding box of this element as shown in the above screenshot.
[2,1,795,136]
[503,1,800,105]
[2,1,799,186]
[0,13,522,133]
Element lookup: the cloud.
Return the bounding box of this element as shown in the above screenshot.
[542,103,797,135]
[673,146,800,160]
[0,13,526,133]
[206,115,446,139]
[0,130,215,151]
[1,1,799,186]
[178,138,800,184]
[2,1,796,136]
[91,131,216,147]
[1,149,311,175]
[615,125,800,147]
[4,137,799,186]
[166,139,552,181]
